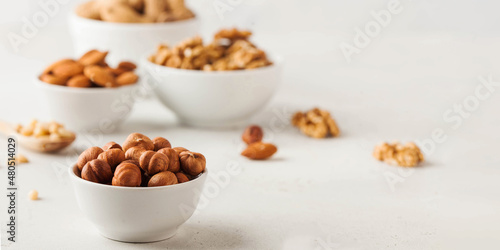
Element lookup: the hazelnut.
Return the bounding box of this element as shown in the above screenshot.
[122,133,154,152]
[102,141,122,151]
[112,162,142,187]
[81,159,113,184]
[122,159,140,167]
[139,151,169,175]
[152,137,171,151]
[125,146,147,162]
[242,125,263,144]
[97,148,125,171]
[179,151,206,176]
[141,173,151,187]
[77,147,104,171]
[173,147,189,154]
[157,148,180,173]
[148,171,178,187]
[175,172,190,183]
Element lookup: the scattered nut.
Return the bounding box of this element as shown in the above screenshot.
[152,137,171,151]
[77,147,104,171]
[241,142,277,160]
[122,133,154,152]
[16,154,29,164]
[139,151,169,175]
[179,151,206,176]
[81,159,113,184]
[112,162,142,187]
[148,171,178,187]
[28,190,38,200]
[242,125,263,145]
[292,108,340,138]
[373,142,424,167]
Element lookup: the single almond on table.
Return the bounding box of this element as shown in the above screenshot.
[241,142,277,160]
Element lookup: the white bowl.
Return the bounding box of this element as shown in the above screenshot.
[142,58,283,128]
[69,12,200,65]
[69,165,207,242]
[35,79,138,133]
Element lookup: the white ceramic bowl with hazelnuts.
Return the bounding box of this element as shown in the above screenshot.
[69,133,207,242]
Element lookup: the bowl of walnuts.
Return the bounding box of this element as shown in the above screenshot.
[68,133,207,242]
[70,0,199,65]
[143,28,282,128]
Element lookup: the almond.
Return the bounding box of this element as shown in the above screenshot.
[52,60,84,78]
[78,50,109,66]
[118,61,137,71]
[39,74,67,85]
[42,59,73,74]
[84,65,116,87]
[116,71,138,86]
[67,74,91,88]
[241,142,277,160]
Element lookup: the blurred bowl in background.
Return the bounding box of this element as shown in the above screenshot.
[142,56,283,128]
[69,12,200,66]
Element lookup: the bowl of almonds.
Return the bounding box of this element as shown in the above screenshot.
[70,0,199,65]
[36,50,139,132]
[68,133,207,242]
[144,28,282,128]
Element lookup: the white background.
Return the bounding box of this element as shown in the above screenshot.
[1,0,500,249]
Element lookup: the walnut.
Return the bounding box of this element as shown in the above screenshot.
[149,28,272,71]
[291,108,340,138]
[373,142,424,167]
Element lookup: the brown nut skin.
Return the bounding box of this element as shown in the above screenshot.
[112,162,142,187]
[153,137,171,151]
[122,133,154,152]
[39,73,68,85]
[122,159,140,167]
[173,147,189,154]
[139,151,169,176]
[242,125,264,145]
[97,148,125,171]
[81,159,113,184]
[179,151,206,176]
[116,71,138,86]
[78,50,108,66]
[77,147,104,171]
[241,142,277,160]
[83,65,116,87]
[102,141,122,151]
[52,60,84,78]
[175,172,190,183]
[67,74,91,88]
[148,171,178,187]
[125,146,147,162]
[157,148,180,173]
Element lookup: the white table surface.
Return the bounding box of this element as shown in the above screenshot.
[1,1,500,249]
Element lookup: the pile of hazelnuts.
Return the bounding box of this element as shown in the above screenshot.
[76,133,206,187]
